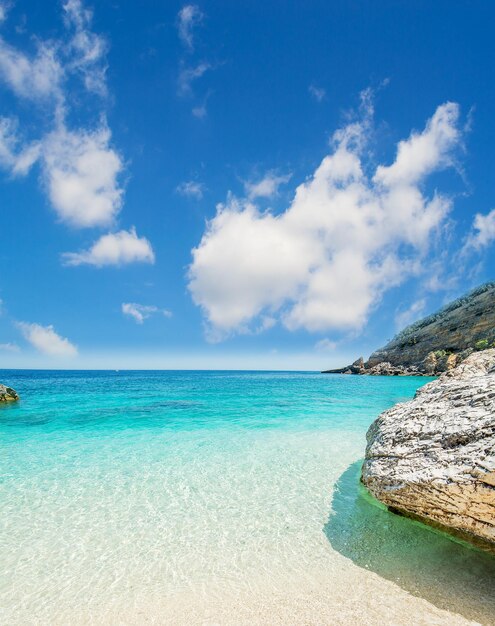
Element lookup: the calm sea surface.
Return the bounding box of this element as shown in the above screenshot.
[1,371,494,625]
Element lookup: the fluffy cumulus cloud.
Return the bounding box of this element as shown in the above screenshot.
[188,101,462,338]
[0,1,146,255]
[42,124,123,227]
[177,4,203,51]
[0,114,125,229]
[122,302,172,324]
[62,228,155,267]
[17,321,78,357]
[244,172,292,200]
[463,208,495,251]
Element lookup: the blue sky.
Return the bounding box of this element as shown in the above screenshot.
[0,0,494,370]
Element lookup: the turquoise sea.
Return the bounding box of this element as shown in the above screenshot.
[1,371,494,625]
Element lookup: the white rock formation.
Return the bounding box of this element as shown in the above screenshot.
[362,349,495,552]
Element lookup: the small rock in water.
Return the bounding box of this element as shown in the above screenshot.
[0,384,19,402]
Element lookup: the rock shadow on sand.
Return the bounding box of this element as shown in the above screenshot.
[324,460,495,624]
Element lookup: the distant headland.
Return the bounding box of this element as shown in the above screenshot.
[323,282,495,376]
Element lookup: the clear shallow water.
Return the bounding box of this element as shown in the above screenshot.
[1,370,494,625]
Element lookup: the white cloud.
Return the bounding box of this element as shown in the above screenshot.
[0,2,8,23]
[176,180,205,199]
[176,6,212,114]
[62,227,155,267]
[42,123,123,227]
[309,84,325,102]
[177,4,203,51]
[395,298,426,330]
[463,208,495,251]
[373,102,460,187]
[0,116,41,176]
[0,342,20,352]
[188,101,462,338]
[122,302,172,324]
[244,171,292,200]
[0,0,153,269]
[0,0,107,102]
[0,38,63,102]
[0,118,124,229]
[17,321,77,357]
[178,61,210,96]
[63,0,108,96]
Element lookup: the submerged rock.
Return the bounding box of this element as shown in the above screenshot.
[362,349,495,553]
[0,384,19,402]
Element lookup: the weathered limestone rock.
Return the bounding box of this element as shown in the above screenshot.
[349,357,365,374]
[0,384,19,402]
[362,349,495,552]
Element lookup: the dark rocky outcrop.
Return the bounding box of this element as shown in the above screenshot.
[0,384,19,402]
[323,282,495,376]
[362,349,495,553]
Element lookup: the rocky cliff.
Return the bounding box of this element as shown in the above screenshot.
[323,282,495,376]
[362,349,495,553]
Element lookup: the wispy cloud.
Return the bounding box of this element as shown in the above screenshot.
[177,4,203,52]
[176,180,205,199]
[395,298,426,330]
[176,5,215,117]
[62,228,155,267]
[177,61,210,97]
[315,338,337,352]
[188,98,463,338]
[0,117,41,176]
[0,342,20,352]
[63,0,108,96]
[122,302,172,324]
[17,321,78,357]
[192,104,206,118]
[309,84,325,102]
[0,3,8,23]
[244,171,292,200]
[463,208,495,252]
[0,38,63,103]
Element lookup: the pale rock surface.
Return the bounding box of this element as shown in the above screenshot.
[0,384,19,402]
[362,349,495,552]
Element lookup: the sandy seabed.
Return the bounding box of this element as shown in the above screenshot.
[35,563,493,626]
[2,373,494,626]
